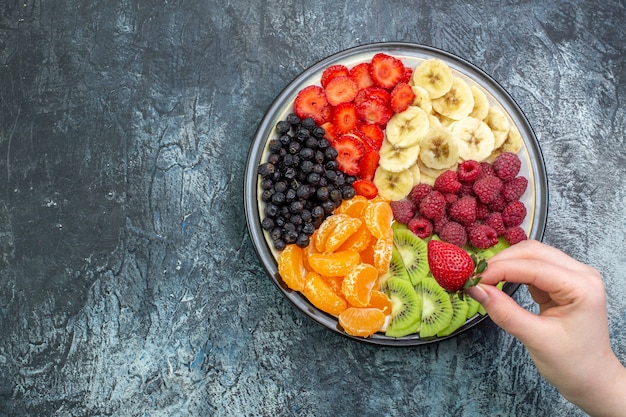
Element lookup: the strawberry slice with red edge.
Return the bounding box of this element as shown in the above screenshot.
[390,82,416,113]
[356,96,393,126]
[324,76,358,106]
[319,121,338,144]
[357,123,384,151]
[349,62,375,90]
[333,134,365,176]
[369,53,405,90]
[321,64,350,88]
[358,150,380,182]
[332,102,358,134]
[400,66,413,84]
[294,85,329,125]
[355,86,391,106]
[352,179,378,199]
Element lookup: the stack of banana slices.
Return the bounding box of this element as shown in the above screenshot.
[373,58,524,201]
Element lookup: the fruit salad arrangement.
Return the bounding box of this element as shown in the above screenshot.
[258,52,530,340]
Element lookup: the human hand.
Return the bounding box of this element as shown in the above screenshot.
[465,240,626,416]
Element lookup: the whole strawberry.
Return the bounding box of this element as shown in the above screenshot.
[427,240,485,292]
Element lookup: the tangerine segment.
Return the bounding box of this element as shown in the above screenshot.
[307,250,360,277]
[363,200,394,240]
[314,214,350,252]
[338,307,386,337]
[368,290,393,314]
[342,263,378,307]
[277,244,308,291]
[372,237,393,276]
[302,271,347,316]
[338,222,372,253]
[335,195,368,217]
[325,217,362,252]
[322,275,344,295]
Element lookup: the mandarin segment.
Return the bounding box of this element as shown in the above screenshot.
[335,195,368,217]
[368,290,393,314]
[324,216,363,252]
[307,250,361,276]
[363,200,394,240]
[314,214,351,252]
[338,307,386,337]
[337,222,372,253]
[372,236,393,275]
[342,263,379,307]
[302,271,348,316]
[277,244,308,291]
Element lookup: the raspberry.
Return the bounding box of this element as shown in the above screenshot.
[484,212,506,235]
[504,226,528,245]
[502,176,529,202]
[432,213,449,235]
[390,199,416,224]
[433,170,462,194]
[479,162,495,179]
[458,182,475,198]
[439,221,467,247]
[408,216,433,239]
[468,224,498,249]
[408,183,432,206]
[493,152,521,180]
[502,200,527,227]
[457,160,482,183]
[443,192,459,206]
[473,175,503,204]
[475,201,490,220]
[448,195,477,226]
[418,190,447,220]
[489,194,507,212]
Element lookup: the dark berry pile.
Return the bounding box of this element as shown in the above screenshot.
[258,113,356,250]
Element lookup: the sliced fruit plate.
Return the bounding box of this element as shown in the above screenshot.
[244,42,548,346]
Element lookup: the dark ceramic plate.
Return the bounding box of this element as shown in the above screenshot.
[244,42,548,346]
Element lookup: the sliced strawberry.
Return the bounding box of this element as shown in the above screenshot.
[321,64,350,88]
[349,62,375,90]
[324,76,358,106]
[358,150,380,182]
[356,96,393,126]
[333,134,365,176]
[369,53,405,90]
[352,179,378,199]
[357,123,384,151]
[294,85,329,124]
[400,66,413,84]
[355,86,391,106]
[320,121,338,144]
[390,82,416,113]
[332,102,358,134]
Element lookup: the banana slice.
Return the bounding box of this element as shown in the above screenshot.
[418,126,459,170]
[469,85,489,120]
[431,77,475,120]
[418,157,458,179]
[451,116,495,162]
[484,106,510,149]
[385,106,429,148]
[428,114,442,127]
[378,138,421,172]
[488,123,523,161]
[411,85,433,114]
[408,163,421,187]
[373,166,414,201]
[411,58,454,99]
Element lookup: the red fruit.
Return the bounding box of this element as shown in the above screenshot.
[432,213,450,235]
[504,226,528,245]
[419,190,447,220]
[473,175,503,204]
[321,64,350,88]
[439,221,468,247]
[502,176,529,202]
[370,53,405,89]
[390,82,416,113]
[357,123,384,151]
[502,200,527,227]
[358,150,380,182]
[324,76,358,106]
[355,96,394,126]
[427,240,476,292]
[475,201,490,220]
[332,102,358,134]
[390,199,416,224]
[349,62,375,90]
[493,152,522,180]
[408,183,433,206]
[457,160,482,183]
[333,134,365,176]
[489,194,508,212]
[468,224,499,249]
[352,179,378,199]
[479,162,496,179]
[320,121,337,143]
[408,216,433,239]
[434,170,462,194]
[294,85,329,124]
[484,212,506,235]
[448,196,477,226]
[400,66,413,84]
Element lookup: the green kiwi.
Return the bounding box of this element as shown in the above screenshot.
[417,278,453,338]
[437,293,470,337]
[468,236,510,260]
[392,225,429,286]
[379,246,410,288]
[383,276,422,338]
[465,295,481,319]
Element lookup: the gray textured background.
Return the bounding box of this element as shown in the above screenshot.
[1,1,625,416]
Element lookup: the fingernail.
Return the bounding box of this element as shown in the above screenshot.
[466,284,489,304]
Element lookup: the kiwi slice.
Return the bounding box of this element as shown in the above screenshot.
[392,225,429,286]
[383,277,422,338]
[465,296,481,319]
[437,293,470,337]
[379,246,410,288]
[468,236,510,259]
[417,278,453,338]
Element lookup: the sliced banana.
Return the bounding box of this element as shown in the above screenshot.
[411,85,433,114]
[469,85,489,120]
[385,106,429,148]
[484,106,510,149]
[428,114,442,127]
[431,77,475,120]
[373,166,414,201]
[488,123,523,161]
[418,157,458,179]
[418,126,459,170]
[408,163,421,187]
[451,116,495,162]
[410,58,454,99]
[378,139,420,172]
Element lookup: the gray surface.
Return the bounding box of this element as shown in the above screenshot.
[1,1,625,416]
